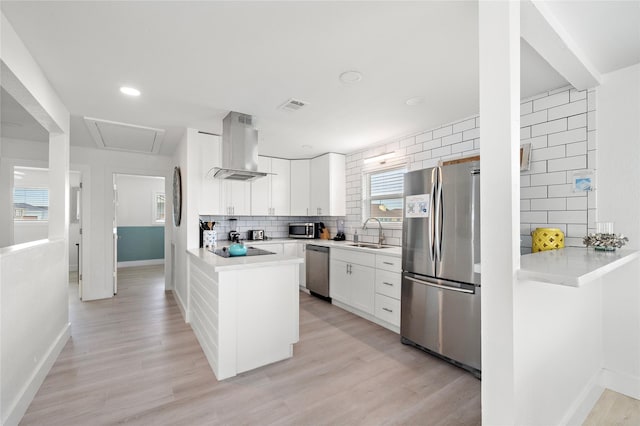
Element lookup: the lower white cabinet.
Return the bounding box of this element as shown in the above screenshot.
[296,243,306,288]
[258,243,284,255]
[330,247,401,332]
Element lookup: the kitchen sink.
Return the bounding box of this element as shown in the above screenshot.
[347,243,395,249]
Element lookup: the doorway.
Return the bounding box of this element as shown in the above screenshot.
[112,173,166,295]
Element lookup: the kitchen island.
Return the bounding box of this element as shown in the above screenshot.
[187,247,303,380]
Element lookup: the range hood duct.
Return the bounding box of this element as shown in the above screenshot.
[214,111,267,181]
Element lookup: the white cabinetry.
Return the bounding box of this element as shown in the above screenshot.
[251,156,290,216]
[296,243,306,288]
[310,153,346,216]
[199,133,224,215]
[221,180,251,216]
[290,160,310,216]
[330,248,401,333]
[330,248,375,314]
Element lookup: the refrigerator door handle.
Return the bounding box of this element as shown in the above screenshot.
[404,275,474,294]
[428,168,437,260]
[434,166,444,261]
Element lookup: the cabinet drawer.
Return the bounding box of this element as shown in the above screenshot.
[331,248,375,267]
[376,255,401,273]
[375,270,401,299]
[375,294,400,327]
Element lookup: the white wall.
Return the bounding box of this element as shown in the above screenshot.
[68,171,81,271]
[170,130,190,317]
[1,10,70,426]
[69,146,171,301]
[598,63,640,399]
[115,174,165,226]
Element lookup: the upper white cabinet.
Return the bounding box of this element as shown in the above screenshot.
[290,160,311,216]
[310,153,346,216]
[222,180,251,216]
[251,156,291,216]
[199,133,224,215]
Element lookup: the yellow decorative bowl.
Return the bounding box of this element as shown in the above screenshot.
[531,228,565,252]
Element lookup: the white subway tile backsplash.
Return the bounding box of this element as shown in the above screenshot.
[548,184,585,198]
[570,89,587,102]
[416,131,433,143]
[521,211,548,223]
[521,160,548,175]
[548,128,587,146]
[423,138,442,151]
[520,101,533,115]
[588,191,597,209]
[567,224,587,237]
[532,145,565,161]
[462,127,480,141]
[530,198,566,211]
[422,158,440,169]
[433,126,453,139]
[521,135,548,149]
[587,90,596,111]
[588,150,596,169]
[548,99,587,120]
[521,175,531,187]
[566,197,588,210]
[521,110,548,127]
[548,210,587,224]
[400,136,415,147]
[431,146,452,158]
[587,130,597,150]
[533,90,569,111]
[521,127,531,139]
[521,199,531,211]
[406,144,423,155]
[566,141,587,157]
[414,150,431,161]
[568,113,587,130]
[530,171,567,186]
[453,118,476,133]
[520,223,531,235]
[587,111,596,131]
[531,223,567,234]
[548,155,586,172]
[442,132,463,146]
[521,186,548,199]
[531,118,567,137]
[565,237,585,247]
[451,140,474,153]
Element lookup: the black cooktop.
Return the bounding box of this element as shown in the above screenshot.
[210,246,276,258]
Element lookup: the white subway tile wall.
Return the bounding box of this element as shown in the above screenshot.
[344,85,596,252]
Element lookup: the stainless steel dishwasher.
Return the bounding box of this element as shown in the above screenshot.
[305,245,330,300]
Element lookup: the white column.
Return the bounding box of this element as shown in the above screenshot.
[479,1,520,424]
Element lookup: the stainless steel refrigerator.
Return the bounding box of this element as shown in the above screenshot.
[401,160,481,376]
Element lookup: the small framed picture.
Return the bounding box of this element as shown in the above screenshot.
[520,143,532,171]
[572,170,594,192]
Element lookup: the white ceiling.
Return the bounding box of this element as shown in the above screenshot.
[1,1,638,158]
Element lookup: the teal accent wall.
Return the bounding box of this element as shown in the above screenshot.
[117,226,164,262]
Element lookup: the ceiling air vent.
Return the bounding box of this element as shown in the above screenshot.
[279,98,308,112]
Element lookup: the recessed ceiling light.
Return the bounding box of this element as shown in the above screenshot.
[405,96,424,106]
[120,86,141,97]
[339,70,363,84]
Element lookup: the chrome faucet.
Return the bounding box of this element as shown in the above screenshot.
[363,217,385,247]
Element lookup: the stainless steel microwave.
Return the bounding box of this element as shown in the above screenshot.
[289,222,318,239]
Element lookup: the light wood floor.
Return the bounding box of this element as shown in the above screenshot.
[20,265,480,425]
[20,266,638,425]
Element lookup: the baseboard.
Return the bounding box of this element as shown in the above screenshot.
[117,259,164,268]
[600,368,640,400]
[563,369,604,425]
[3,323,70,426]
[172,289,189,323]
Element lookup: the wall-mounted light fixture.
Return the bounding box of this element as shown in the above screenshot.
[363,152,395,164]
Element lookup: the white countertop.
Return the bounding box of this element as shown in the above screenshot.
[187,247,303,272]
[247,238,402,257]
[518,247,639,287]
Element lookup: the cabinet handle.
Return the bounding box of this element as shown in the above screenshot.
[383,282,394,286]
[382,307,393,313]
[383,261,394,266]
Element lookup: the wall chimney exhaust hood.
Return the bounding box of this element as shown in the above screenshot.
[214,112,267,182]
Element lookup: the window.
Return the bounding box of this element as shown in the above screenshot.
[154,192,166,223]
[363,166,406,226]
[13,188,49,221]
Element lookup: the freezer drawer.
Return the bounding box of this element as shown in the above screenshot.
[401,273,481,372]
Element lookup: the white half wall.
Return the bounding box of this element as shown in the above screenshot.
[597,63,640,399]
